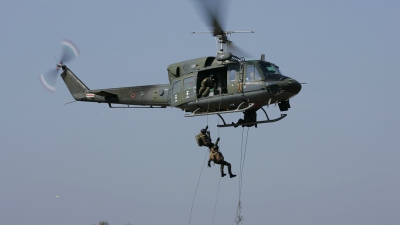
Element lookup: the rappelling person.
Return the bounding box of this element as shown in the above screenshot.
[234,108,258,128]
[195,125,213,148]
[198,74,216,98]
[207,137,236,178]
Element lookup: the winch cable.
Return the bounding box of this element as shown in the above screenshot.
[212,176,222,225]
[211,98,223,225]
[188,148,209,225]
[236,127,250,225]
[206,99,211,126]
[189,99,213,225]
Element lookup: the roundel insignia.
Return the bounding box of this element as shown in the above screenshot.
[130,92,136,99]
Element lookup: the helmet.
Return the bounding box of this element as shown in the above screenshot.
[213,145,219,150]
[201,129,206,134]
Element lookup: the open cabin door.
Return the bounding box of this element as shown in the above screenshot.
[196,68,228,96]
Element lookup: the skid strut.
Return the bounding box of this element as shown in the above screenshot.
[184,103,255,117]
[217,107,287,128]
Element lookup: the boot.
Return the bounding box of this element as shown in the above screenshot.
[230,174,236,178]
[221,173,226,177]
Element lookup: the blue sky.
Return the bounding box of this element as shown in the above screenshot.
[1,0,399,224]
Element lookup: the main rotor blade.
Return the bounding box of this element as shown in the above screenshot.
[228,41,252,58]
[39,68,60,93]
[59,39,80,64]
[193,0,229,36]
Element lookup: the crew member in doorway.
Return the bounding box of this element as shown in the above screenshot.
[207,138,236,178]
[198,74,216,97]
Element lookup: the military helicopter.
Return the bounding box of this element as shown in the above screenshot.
[40,0,301,128]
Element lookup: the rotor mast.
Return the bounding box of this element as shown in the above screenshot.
[192,30,254,55]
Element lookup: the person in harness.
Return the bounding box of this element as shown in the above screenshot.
[195,126,213,148]
[207,137,236,178]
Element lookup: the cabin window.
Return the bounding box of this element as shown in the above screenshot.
[183,76,194,91]
[246,65,261,83]
[172,80,181,95]
[229,69,237,81]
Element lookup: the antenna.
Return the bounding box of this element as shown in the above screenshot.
[54,55,59,64]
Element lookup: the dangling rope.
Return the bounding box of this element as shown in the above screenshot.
[190,129,222,225]
[211,98,223,224]
[206,99,211,126]
[217,96,222,137]
[210,97,225,224]
[239,127,249,199]
[236,127,250,225]
[211,176,222,225]
[191,95,224,225]
[189,149,209,225]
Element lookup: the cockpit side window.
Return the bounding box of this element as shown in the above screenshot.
[245,65,262,83]
[258,61,280,77]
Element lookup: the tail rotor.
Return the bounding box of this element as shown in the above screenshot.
[39,39,80,93]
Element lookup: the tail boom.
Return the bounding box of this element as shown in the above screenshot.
[60,66,171,107]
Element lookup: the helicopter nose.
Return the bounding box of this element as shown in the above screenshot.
[282,79,302,95]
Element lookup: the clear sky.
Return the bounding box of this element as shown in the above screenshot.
[1,0,399,224]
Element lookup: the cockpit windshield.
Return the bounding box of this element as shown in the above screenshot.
[258,61,281,76]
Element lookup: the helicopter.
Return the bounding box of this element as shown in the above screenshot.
[40,1,302,128]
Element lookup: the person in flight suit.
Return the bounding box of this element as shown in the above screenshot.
[198,74,216,97]
[207,138,236,178]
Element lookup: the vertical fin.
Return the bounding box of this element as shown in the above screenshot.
[60,67,89,100]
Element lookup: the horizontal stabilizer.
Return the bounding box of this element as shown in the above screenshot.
[89,90,118,98]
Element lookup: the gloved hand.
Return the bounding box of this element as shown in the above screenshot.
[216,137,220,142]
[207,162,211,167]
[205,125,208,130]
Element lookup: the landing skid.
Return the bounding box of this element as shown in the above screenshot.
[217,107,287,128]
[184,102,255,117]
